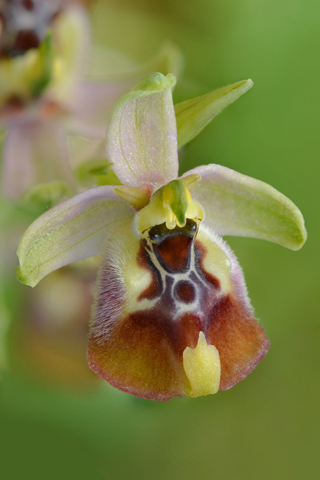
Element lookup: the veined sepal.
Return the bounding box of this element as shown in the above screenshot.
[16,186,135,287]
[105,72,179,187]
[185,164,307,250]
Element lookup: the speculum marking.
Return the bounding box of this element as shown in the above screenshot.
[138,221,221,318]
[174,280,196,303]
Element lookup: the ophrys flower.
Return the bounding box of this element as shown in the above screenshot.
[17,73,306,400]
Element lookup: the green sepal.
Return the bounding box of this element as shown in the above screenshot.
[16,187,134,288]
[175,79,253,149]
[187,164,307,251]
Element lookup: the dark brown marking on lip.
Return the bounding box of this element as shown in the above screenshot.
[174,280,196,304]
[22,0,34,11]
[88,307,186,401]
[148,219,197,274]
[125,308,202,357]
[12,30,40,56]
[137,240,163,301]
[154,235,193,273]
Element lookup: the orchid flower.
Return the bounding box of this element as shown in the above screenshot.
[17,73,306,401]
[0,0,182,202]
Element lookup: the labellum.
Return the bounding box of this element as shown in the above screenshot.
[88,180,270,401]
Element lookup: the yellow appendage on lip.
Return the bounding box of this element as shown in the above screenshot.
[183,332,221,397]
[136,175,204,234]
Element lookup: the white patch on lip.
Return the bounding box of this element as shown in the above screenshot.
[140,230,224,321]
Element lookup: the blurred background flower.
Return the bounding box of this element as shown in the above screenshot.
[0,0,89,200]
[7,261,100,390]
[0,0,182,203]
[1,1,319,480]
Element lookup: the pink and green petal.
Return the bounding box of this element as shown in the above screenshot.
[184,164,307,250]
[105,72,179,188]
[17,187,134,288]
[175,79,253,149]
[2,120,74,200]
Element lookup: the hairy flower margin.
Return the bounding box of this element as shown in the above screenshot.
[17,73,306,401]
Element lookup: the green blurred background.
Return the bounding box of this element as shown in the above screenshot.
[1,1,319,479]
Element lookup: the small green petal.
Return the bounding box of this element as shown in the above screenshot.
[175,79,253,149]
[114,185,151,210]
